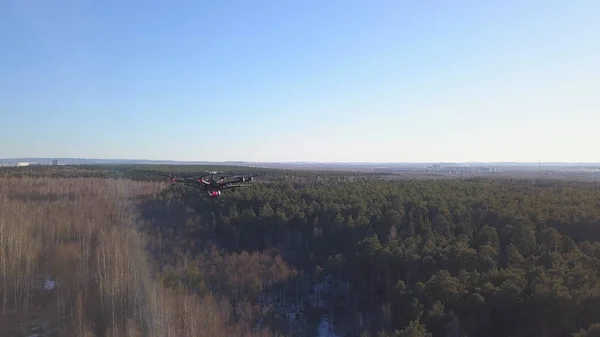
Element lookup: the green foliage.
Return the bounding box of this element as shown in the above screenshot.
[136,169,600,337]
[395,320,432,337]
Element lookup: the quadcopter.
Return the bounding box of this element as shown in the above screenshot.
[152,170,257,198]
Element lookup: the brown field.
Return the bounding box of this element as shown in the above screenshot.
[0,176,272,337]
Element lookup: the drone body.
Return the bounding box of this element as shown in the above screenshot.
[160,170,256,198]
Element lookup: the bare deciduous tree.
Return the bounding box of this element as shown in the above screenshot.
[1,176,273,337]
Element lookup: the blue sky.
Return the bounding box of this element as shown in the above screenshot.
[1,0,598,162]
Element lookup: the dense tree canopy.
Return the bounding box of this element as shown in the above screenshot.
[137,167,600,336]
[2,165,600,336]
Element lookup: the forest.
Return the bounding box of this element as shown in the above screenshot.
[1,165,600,337]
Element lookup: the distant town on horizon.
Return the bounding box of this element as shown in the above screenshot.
[1,157,599,168]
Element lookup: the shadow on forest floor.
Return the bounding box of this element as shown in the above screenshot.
[133,191,353,337]
[549,220,600,243]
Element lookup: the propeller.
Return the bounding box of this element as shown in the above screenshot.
[140,170,203,183]
[230,173,262,179]
[149,172,178,182]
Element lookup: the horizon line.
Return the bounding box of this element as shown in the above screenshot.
[1,157,600,165]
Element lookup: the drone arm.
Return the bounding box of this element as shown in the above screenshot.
[186,183,215,191]
[219,184,252,190]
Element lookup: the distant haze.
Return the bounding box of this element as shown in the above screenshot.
[1,1,598,162]
[2,158,599,168]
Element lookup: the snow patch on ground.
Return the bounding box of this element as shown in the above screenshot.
[317,315,341,337]
[43,277,56,290]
